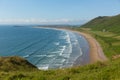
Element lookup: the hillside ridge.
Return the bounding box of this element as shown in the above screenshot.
[81,14,120,33]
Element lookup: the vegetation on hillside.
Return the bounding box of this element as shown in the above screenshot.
[1,56,120,80]
[81,14,120,33]
[0,56,37,71]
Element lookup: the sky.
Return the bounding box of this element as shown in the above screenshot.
[0,0,120,25]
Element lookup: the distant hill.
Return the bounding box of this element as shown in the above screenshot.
[81,14,120,33]
[0,56,37,71]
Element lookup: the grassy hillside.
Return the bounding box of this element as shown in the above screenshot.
[81,14,120,33]
[1,56,120,80]
[0,56,37,71]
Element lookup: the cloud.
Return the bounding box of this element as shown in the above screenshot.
[0,18,87,24]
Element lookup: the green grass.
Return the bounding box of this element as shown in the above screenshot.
[1,58,120,80]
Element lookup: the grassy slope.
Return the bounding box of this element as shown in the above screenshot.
[81,14,120,33]
[0,56,37,71]
[1,14,120,80]
[1,58,120,80]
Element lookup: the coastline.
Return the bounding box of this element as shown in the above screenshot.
[34,27,107,65]
[58,28,108,63]
[73,30,108,63]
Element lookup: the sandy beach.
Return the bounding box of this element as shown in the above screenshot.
[74,31,108,63]
[61,28,108,63]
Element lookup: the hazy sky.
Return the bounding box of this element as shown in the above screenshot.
[0,0,120,24]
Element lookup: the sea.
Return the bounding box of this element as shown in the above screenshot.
[0,25,90,70]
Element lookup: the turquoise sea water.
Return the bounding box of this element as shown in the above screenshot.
[0,26,89,69]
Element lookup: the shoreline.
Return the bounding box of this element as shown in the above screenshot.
[73,30,108,63]
[56,28,108,63]
[34,27,107,65]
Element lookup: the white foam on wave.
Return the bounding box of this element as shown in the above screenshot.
[23,52,34,58]
[73,39,78,45]
[59,46,66,56]
[51,51,61,53]
[38,66,49,70]
[57,31,73,59]
[68,41,72,55]
[79,48,83,56]
[61,59,66,63]
[33,55,46,57]
[65,32,71,43]
[62,54,70,58]
[32,54,54,58]
[54,42,60,45]
[23,51,35,58]
[47,55,55,57]
[66,32,72,54]
[63,32,85,67]
[59,30,68,39]
[23,55,29,58]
